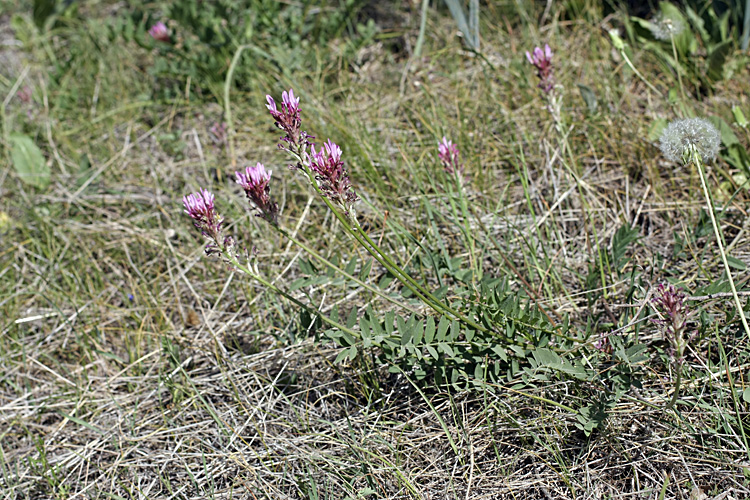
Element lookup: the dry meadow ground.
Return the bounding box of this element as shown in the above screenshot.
[2,1,750,498]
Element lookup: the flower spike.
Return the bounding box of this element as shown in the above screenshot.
[236,162,279,224]
[183,188,236,257]
[438,136,462,175]
[183,189,221,239]
[149,22,170,43]
[266,88,312,160]
[309,139,358,215]
[526,44,554,93]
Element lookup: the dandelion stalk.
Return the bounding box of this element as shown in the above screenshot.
[692,147,750,339]
[669,31,687,106]
[651,13,687,107]
[608,30,664,98]
[660,118,750,340]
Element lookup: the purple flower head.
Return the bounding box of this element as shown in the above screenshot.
[149,22,170,43]
[438,136,462,175]
[209,122,227,145]
[235,162,278,224]
[183,188,223,241]
[526,44,554,93]
[266,88,312,158]
[593,335,609,353]
[309,139,358,213]
[651,283,695,362]
[16,86,32,103]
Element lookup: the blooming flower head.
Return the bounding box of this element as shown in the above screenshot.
[266,88,312,158]
[651,283,695,362]
[183,188,222,241]
[183,189,237,258]
[659,118,720,163]
[209,122,227,145]
[16,86,32,103]
[310,139,357,214]
[148,22,170,42]
[526,44,554,93]
[438,136,462,175]
[236,162,278,224]
[650,13,685,41]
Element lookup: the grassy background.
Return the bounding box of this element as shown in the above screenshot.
[2,0,750,498]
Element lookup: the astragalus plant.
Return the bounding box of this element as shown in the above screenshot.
[183,88,571,388]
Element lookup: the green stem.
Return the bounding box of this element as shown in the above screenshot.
[343,202,491,334]
[226,252,360,340]
[669,33,687,106]
[666,363,682,410]
[692,148,750,339]
[224,44,251,179]
[272,225,421,315]
[300,167,462,320]
[714,327,750,460]
[450,170,480,282]
[619,49,664,97]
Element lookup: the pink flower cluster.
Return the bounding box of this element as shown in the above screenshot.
[266,89,312,161]
[149,22,170,43]
[438,137,462,175]
[183,189,234,256]
[651,283,695,363]
[235,162,278,224]
[183,189,221,239]
[526,44,554,93]
[183,87,360,257]
[310,139,358,213]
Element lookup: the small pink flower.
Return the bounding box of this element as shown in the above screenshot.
[236,163,278,223]
[651,283,696,363]
[266,88,312,162]
[183,189,237,258]
[149,22,170,43]
[310,139,357,214]
[438,137,462,175]
[183,188,222,241]
[16,86,32,103]
[209,122,227,145]
[525,44,554,93]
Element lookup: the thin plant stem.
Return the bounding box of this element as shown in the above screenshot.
[224,44,251,178]
[691,148,750,339]
[441,168,479,283]
[669,33,686,105]
[271,225,422,315]
[714,327,750,460]
[299,167,458,315]
[225,251,361,340]
[346,206,491,333]
[413,0,430,59]
[666,363,682,410]
[608,30,664,97]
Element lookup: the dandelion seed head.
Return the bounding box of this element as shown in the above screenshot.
[650,13,685,41]
[659,118,720,163]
